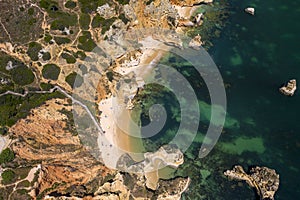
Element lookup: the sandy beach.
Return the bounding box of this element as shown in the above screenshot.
[97,6,199,170]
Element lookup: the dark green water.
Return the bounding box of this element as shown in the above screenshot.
[139,0,300,199]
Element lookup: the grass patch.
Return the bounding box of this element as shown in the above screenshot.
[42,64,60,80]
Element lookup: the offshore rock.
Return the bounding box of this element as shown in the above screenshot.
[279,79,297,96]
[224,165,280,200]
[245,7,255,15]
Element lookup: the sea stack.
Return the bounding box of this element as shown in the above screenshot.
[245,7,255,15]
[279,79,297,96]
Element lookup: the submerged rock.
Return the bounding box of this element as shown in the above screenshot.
[245,7,255,15]
[279,79,297,96]
[224,165,280,200]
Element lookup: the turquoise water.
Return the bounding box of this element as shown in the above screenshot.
[139,0,300,199]
[202,0,300,198]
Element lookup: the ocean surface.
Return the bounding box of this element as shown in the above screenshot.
[136,0,300,199]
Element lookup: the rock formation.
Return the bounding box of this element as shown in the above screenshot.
[279,79,297,96]
[245,7,255,15]
[117,145,184,190]
[189,34,203,50]
[224,165,280,200]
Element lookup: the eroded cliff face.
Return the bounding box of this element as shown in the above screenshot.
[6,98,189,199]
[9,98,114,198]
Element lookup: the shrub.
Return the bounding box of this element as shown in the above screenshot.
[79,13,91,30]
[42,64,60,80]
[65,1,77,9]
[1,170,16,185]
[10,65,34,86]
[0,148,15,164]
[27,42,42,61]
[65,72,83,88]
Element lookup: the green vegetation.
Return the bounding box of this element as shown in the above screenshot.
[65,72,83,88]
[78,0,108,13]
[0,148,15,164]
[10,65,35,86]
[65,0,77,9]
[101,17,116,34]
[75,51,87,60]
[119,13,129,24]
[40,0,59,10]
[40,82,53,90]
[79,13,91,30]
[0,127,8,135]
[44,34,53,43]
[40,1,78,31]
[27,42,42,61]
[91,15,116,34]
[0,186,14,200]
[17,180,31,188]
[0,52,34,86]
[77,31,97,52]
[54,37,71,45]
[117,0,130,5]
[91,14,102,28]
[28,7,34,15]
[106,71,114,81]
[0,91,64,127]
[42,52,51,61]
[1,170,16,185]
[61,53,76,64]
[58,108,77,135]
[42,64,60,80]
[146,0,154,5]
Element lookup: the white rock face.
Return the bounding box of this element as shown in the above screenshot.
[279,79,297,96]
[245,7,255,15]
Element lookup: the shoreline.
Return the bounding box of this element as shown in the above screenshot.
[97,3,200,171]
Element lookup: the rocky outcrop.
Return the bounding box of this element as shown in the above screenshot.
[224,165,280,200]
[189,34,203,49]
[279,79,297,96]
[245,7,255,15]
[117,145,184,190]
